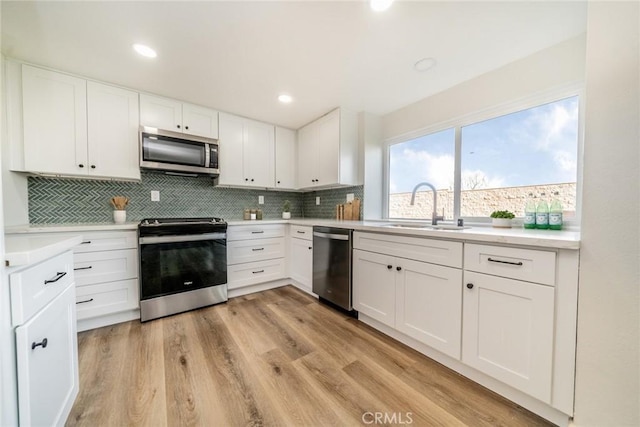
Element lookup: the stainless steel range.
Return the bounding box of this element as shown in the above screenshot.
[138,217,228,321]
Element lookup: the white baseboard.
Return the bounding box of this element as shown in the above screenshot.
[77,309,140,332]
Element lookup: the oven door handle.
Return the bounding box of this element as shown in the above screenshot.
[139,232,226,245]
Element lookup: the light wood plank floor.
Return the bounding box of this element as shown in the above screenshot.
[67,285,552,426]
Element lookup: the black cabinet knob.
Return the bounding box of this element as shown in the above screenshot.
[308,247,312,250]
[78,164,84,168]
[277,180,281,184]
[31,338,48,350]
[466,283,474,289]
[245,178,249,181]
[251,178,254,182]
[387,265,392,270]
[90,165,96,169]
[396,266,402,271]
[177,124,181,129]
[185,126,189,130]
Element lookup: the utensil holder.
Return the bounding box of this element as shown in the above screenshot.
[113,210,126,224]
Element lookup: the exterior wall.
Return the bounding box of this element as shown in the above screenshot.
[390,183,576,219]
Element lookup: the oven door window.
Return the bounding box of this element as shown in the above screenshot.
[140,238,227,300]
[142,133,206,168]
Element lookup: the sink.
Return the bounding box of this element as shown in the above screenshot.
[384,223,470,231]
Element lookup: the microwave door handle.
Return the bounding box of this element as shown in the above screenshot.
[204,144,210,168]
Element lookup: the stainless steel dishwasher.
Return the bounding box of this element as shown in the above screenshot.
[312,226,354,312]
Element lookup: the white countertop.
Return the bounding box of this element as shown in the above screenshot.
[5,234,83,268]
[5,218,580,250]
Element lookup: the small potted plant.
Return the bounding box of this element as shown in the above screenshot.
[490,210,515,228]
[282,200,291,219]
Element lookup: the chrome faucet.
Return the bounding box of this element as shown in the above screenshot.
[410,182,444,225]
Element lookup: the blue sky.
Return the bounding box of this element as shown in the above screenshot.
[389,96,579,193]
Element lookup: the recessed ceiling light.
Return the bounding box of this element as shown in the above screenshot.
[414,57,437,72]
[133,43,157,58]
[370,0,393,12]
[278,94,293,104]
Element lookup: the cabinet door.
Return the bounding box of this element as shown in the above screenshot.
[15,284,78,427]
[290,237,313,291]
[218,112,246,186]
[315,109,340,187]
[395,259,462,359]
[275,127,297,189]
[87,82,140,180]
[353,249,396,327]
[244,119,275,188]
[182,103,218,138]
[139,94,182,131]
[22,65,88,175]
[296,123,316,188]
[462,271,554,402]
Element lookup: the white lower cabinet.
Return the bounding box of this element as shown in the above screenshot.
[15,283,78,427]
[353,248,462,359]
[227,224,286,291]
[462,270,555,403]
[289,230,313,292]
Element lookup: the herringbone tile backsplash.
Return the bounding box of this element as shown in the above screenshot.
[28,172,363,224]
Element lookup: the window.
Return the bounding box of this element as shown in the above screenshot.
[387,95,580,221]
[388,128,455,220]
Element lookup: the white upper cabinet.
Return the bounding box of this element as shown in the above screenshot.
[22,65,88,176]
[19,64,139,180]
[297,108,359,189]
[274,127,296,189]
[87,82,140,180]
[139,94,218,139]
[218,112,275,188]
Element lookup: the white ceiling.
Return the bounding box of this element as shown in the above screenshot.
[1,1,587,129]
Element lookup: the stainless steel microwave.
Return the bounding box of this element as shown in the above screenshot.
[140,127,219,177]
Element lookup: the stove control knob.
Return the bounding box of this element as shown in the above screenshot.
[154,220,160,225]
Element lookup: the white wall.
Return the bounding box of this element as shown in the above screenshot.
[359,112,383,219]
[574,2,640,426]
[382,34,586,140]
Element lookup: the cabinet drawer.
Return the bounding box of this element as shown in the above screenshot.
[10,250,75,326]
[228,258,286,289]
[290,225,313,241]
[227,238,284,264]
[464,244,556,286]
[74,249,138,287]
[227,224,285,241]
[75,279,139,320]
[353,231,462,268]
[73,231,137,252]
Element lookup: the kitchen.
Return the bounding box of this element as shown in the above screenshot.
[0,1,638,426]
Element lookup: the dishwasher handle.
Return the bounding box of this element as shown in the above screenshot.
[313,231,350,241]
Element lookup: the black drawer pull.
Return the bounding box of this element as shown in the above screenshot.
[396,266,402,271]
[74,266,93,271]
[252,248,265,251]
[80,241,91,244]
[296,231,306,234]
[487,257,524,266]
[252,270,265,274]
[308,247,312,250]
[44,272,67,284]
[466,283,474,289]
[76,298,94,304]
[251,231,264,234]
[31,338,48,350]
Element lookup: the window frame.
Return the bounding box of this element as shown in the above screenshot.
[383,84,585,227]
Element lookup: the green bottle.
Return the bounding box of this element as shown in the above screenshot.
[524,194,536,229]
[536,195,549,230]
[549,192,563,230]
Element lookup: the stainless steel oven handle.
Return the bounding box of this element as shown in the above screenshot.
[313,231,350,241]
[139,232,227,245]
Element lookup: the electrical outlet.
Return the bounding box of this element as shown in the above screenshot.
[151,191,160,202]
[258,195,264,205]
[346,193,354,202]
[316,197,320,205]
